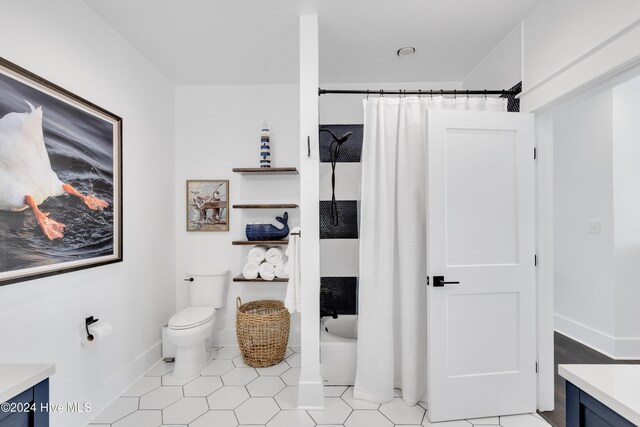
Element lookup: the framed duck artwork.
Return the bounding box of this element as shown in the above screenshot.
[0,57,123,286]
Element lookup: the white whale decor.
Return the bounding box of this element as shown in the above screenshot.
[0,57,122,286]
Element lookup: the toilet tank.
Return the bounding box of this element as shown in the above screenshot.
[187,268,229,308]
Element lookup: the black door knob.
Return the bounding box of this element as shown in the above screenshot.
[433,276,460,287]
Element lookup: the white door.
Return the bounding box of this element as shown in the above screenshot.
[426,110,536,422]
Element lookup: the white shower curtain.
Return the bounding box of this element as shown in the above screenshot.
[354,95,506,406]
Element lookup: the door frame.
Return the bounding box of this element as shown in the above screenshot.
[531,58,640,412]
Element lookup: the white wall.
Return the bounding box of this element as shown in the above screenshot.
[520,0,640,112]
[174,84,301,348]
[523,0,640,89]
[463,23,522,90]
[553,90,616,350]
[0,1,176,426]
[554,76,640,358]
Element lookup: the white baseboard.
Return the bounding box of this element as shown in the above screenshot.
[81,341,162,426]
[555,314,640,359]
[214,328,239,347]
[297,375,324,410]
[613,337,640,360]
[554,314,616,357]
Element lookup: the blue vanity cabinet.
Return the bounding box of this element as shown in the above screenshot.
[566,381,636,427]
[0,379,49,427]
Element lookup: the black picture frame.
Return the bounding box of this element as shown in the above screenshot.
[0,57,123,286]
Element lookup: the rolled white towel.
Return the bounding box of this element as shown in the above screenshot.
[242,262,260,280]
[258,262,276,281]
[248,246,267,264]
[275,263,288,278]
[265,247,285,266]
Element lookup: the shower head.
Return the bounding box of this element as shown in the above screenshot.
[336,131,352,145]
[320,128,353,145]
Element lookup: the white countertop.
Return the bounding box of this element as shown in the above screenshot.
[0,364,55,403]
[559,364,640,425]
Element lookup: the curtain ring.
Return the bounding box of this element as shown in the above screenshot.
[366,89,370,99]
[430,89,433,99]
[380,89,383,98]
[440,89,444,97]
[403,89,407,98]
[418,89,422,99]
[466,89,469,99]
[454,89,457,99]
[484,89,487,99]
[398,89,402,99]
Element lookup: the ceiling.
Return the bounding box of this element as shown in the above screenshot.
[85,0,541,85]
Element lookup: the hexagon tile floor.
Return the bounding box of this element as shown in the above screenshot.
[88,346,551,427]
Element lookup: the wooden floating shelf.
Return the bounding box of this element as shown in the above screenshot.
[233,204,298,209]
[232,240,289,246]
[233,167,298,175]
[233,275,288,283]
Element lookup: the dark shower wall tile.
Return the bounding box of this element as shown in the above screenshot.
[502,81,522,112]
[319,124,363,163]
[320,200,359,239]
[320,277,358,316]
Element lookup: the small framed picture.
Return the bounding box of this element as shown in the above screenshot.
[186,180,229,232]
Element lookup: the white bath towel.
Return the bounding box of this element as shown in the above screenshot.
[284,227,301,313]
[247,246,267,264]
[265,247,285,266]
[274,263,288,278]
[258,262,276,281]
[242,262,260,280]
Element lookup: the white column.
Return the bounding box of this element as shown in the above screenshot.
[297,14,323,410]
[536,112,554,411]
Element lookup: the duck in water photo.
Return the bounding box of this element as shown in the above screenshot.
[0,102,108,240]
[0,60,121,285]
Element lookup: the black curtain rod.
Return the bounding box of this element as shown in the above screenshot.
[318,88,519,96]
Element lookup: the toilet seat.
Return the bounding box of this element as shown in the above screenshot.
[169,307,215,330]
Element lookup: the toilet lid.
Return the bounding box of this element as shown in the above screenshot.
[169,307,215,330]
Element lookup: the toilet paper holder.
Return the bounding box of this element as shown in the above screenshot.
[85,316,99,341]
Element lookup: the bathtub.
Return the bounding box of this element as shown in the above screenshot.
[320,315,358,385]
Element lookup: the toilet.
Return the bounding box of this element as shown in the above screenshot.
[167,268,229,380]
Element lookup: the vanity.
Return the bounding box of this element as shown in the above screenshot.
[560,364,640,427]
[0,364,55,427]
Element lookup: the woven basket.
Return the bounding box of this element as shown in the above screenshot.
[236,297,290,368]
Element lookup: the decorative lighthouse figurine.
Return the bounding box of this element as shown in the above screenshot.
[260,122,271,168]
